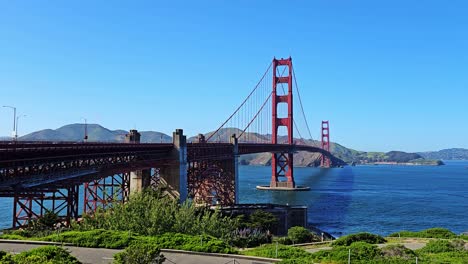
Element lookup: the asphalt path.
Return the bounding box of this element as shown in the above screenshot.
[0,242,277,264]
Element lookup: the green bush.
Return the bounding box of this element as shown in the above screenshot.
[247,210,278,232]
[114,243,164,264]
[380,244,416,259]
[43,229,133,249]
[418,239,459,254]
[229,228,272,248]
[417,251,468,264]
[332,232,386,246]
[311,242,382,263]
[287,226,313,244]
[136,233,237,254]
[0,251,8,260]
[77,190,239,241]
[275,236,293,245]
[12,246,80,264]
[389,227,457,239]
[242,244,312,259]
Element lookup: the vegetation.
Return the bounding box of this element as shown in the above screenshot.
[380,244,417,259]
[1,229,236,254]
[388,227,457,239]
[287,226,314,244]
[0,246,80,264]
[76,190,240,241]
[2,190,466,263]
[245,210,278,231]
[42,229,133,249]
[135,233,237,253]
[114,243,164,264]
[332,232,386,246]
[242,243,312,259]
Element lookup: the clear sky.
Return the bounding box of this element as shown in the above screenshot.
[0,1,467,152]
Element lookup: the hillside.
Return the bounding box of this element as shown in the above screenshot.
[19,124,172,143]
[17,124,443,166]
[419,148,468,160]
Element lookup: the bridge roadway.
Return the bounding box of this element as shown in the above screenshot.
[0,141,329,191]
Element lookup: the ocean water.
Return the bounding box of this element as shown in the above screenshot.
[1,161,467,237]
[239,161,468,237]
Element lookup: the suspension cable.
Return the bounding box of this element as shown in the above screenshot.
[207,62,273,142]
[292,66,314,143]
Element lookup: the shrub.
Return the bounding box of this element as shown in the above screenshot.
[43,229,133,249]
[248,210,278,232]
[332,233,386,246]
[417,251,468,263]
[229,228,272,248]
[12,246,80,264]
[114,243,164,264]
[242,244,312,259]
[311,242,382,263]
[77,190,240,241]
[389,228,457,239]
[450,239,467,251]
[275,236,293,245]
[419,240,453,254]
[135,233,237,254]
[380,244,417,259]
[287,226,313,244]
[418,239,460,254]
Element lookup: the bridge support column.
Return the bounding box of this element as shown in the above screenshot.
[130,169,151,194]
[12,186,79,228]
[124,129,152,194]
[231,134,239,204]
[160,129,188,203]
[83,172,130,215]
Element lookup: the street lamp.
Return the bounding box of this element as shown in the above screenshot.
[2,105,17,140]
[16,115,26,139]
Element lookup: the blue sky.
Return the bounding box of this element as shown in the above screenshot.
[0,1,467,152]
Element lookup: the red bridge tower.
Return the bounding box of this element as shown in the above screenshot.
[270,57,295,188]
[321,120,331,167]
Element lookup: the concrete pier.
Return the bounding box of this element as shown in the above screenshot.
[160,129,188,202]
[125,130,151,194]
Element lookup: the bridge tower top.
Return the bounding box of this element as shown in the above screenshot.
[272,57,293,144]
[125,129,141,143]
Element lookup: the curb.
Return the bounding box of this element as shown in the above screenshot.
[0,239,73,246]
[161,249,281,263]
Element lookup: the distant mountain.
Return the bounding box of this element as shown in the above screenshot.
[19,124,172,143]
[418,148,468,160]
[18,124,443,166]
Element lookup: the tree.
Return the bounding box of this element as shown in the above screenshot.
[248,210,278,232]
[288,226,312,244]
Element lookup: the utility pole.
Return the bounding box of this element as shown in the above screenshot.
[81,118,88,142]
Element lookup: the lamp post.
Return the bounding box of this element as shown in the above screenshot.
[2,105,17,140]
[16,115,26,139]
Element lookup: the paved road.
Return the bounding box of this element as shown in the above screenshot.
[0,242,277,264]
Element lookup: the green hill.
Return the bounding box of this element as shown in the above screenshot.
[20,124,172,143]
[419,148,468,160]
